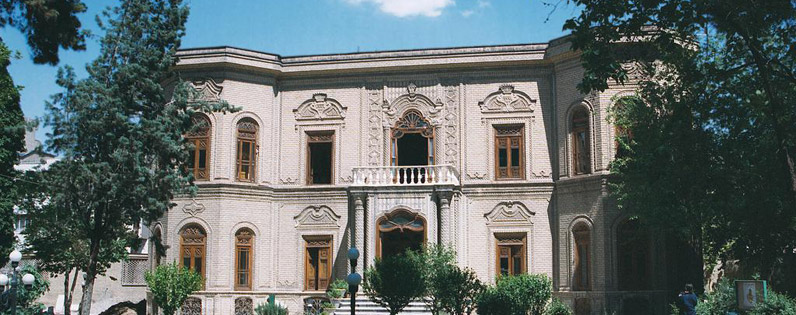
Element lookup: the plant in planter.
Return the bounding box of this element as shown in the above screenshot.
[327,279,348,307]
[321,301,336,314]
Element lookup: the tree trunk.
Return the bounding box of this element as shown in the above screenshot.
[64,267,79,315]
[79,241,101,315]
[63,269,71,315]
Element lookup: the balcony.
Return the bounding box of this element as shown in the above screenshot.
[352,165,460,187]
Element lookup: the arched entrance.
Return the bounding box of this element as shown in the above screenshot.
[377,209,426,258]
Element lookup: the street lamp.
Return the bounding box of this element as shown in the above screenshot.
[0,249,35,314]
[345,248,361,315]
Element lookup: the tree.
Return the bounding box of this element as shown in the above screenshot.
[41,1,232,314]
[563,0,796,291]
[407,244,484,315]
[434,266,484,315]
[363,255,426,315]
[406,244,456,315]
[144,263,202,315]
[0,42,25,268]
[475,274,553,315]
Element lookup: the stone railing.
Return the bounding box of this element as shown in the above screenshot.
[352,165,460,186]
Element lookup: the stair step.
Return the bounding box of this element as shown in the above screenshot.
[334,298,432,314]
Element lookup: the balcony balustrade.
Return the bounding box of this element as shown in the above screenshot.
[352,165,460,186]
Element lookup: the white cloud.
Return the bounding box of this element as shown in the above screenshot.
[461,9,474,17]
[345,0,456,18]
[477,0,491,8]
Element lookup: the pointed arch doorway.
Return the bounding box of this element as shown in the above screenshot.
[376,209,426,258]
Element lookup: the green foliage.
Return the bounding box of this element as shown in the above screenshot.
[406,244,456,314]
[0,0,87,65]
[40,0,234,314]
[326,279,347,299]
[0,41,24,268]
[363,254,426,315]
[144,263,202,315]
[434,266,484,315]
[565,0,796,290]
[544,298,573,315]
[254,302,288,315]
[2,264,50,315]
[476,273,554,315]
[475,286,513,315]
[696,278,736,315]
[749,291,796,315]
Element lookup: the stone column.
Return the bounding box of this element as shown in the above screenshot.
[438,190,453,247]
[352,193,366,269]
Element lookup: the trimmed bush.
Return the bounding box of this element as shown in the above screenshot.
[363,254,426,315]
[749,291,796,315]
[255,302,288,315]
[145,263,203,315]
[545,298,573,315]
[476,273,553,315]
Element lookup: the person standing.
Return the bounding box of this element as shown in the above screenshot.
[678,283,698,315]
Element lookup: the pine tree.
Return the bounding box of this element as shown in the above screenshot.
[42,1,232,314]
[0,0,87,267]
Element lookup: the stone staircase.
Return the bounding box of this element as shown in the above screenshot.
[334,298,431,314]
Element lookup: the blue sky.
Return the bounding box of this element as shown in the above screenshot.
[1,0,580,140]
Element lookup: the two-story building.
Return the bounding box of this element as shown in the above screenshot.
[156,36,670,315]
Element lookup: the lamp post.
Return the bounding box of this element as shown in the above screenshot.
[345,248,361,315]
[0,249,35,314]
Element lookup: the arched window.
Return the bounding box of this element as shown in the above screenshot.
[572,222,591,291]
[617,218,651,290]
[236,118,258,182]
[571,107,591,175]
[186,114,211,181]
[180,225,206,284]
[235,228,254,290]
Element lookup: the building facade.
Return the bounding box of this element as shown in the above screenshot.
[155,37,669,315]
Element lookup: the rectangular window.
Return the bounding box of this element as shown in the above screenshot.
[496,233,527,276]
[307,132,334,185]
[494,125,525,180]
[304,237,332,291]
[235,234,253,290]
[237,139,256,181]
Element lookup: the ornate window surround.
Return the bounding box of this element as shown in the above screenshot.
[234,228,254,291]
[478,117,534,181]
[293,93,347,122]
[230,113,263,183]
[484,201,534,280]
[186,114,212,181]
[292,124,344,186]
[478,84,537,114]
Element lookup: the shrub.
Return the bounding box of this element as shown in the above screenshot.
[145,263,203,315]
[406,244,457,314]
[498,273,553,315]
[476,286,514,315]
[363,254,426,315]
[434,265,484,315]
[13,264,50,315]
[476,273,553,315]
[255,302,288,315]
[748,291,796,315]
[696,278,736,315]
[545,298,573,315]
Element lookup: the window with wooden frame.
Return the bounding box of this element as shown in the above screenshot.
[571,108,591,175]
[572,222,591,291]
[236,118,258,182]
[494,125,525,180]
[179,225,206,286]
[186,114,211,181]
[235,228,253,290]
[306,131,334,185]
[496,233,527,276]
[304,236,332,291]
